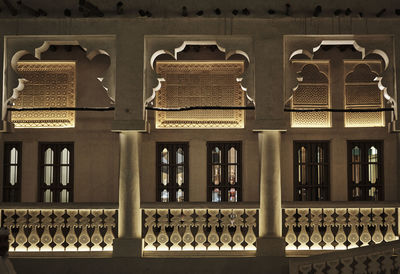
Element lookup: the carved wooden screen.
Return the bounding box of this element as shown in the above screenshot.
[344,61,384,127]
[291,62,330,128]
[155,61,245,128]
[11,61,76,128]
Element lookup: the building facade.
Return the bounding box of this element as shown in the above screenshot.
[0,0,400,273]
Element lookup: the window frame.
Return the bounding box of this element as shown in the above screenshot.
[207,141,242,202]
[3,142,22,202]
[347,140,384,201]
[38,142,74,203]
[293,141,330,201]
[156,142,189,202]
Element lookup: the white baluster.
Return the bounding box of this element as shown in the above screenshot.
[310,208,322,250]
[207,209,220,251]
[347,208,360,249]
[359,208,372,247]
[90,210,103,251]
[143,209,157,251]
[194,209,207,251]
[284,209,297,250]
[323,208,335,250]
[297,208,310,250]
[156,209,169,251]
[15,210,27,251]
[244,209,257,251]
[27,210,40,252]
[52,210,66,251]
[65,210,78,251]
[334,208,346,250]
[181,209,194,251]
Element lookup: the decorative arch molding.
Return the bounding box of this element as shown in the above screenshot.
[145,39,254,129]
[285,37,396,127]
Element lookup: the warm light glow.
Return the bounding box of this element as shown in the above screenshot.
[11,61,76,128]
[155,61,245,129]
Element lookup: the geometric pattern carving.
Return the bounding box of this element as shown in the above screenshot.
[155,61,245,128]
[291,63,330,128]
[2,207,117,252]
[344,62,384,127]
[143,207,258,251]
[282,207,398,251]
[11,61,76,128]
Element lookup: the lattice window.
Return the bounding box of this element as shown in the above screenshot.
[11,61,76,128]
[3,142,22,202]
[291,62,331,128]
[344,62,384,127]
[155,61,245,128]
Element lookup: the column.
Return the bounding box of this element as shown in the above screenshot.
[113,131,142,257]
[256,130,285,257]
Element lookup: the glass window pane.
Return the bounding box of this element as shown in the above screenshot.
[60,166,69,186]
[228,147,237,163]
[228,165,237,185]
[161,148,169,164]
[298,147,306,164]
[161,166,169,185]
[212,147,221,164]
[60,189,69,203]
[316,146,323,163]
[352,187,362,199]
[368,164,378,184]
[44,148,54,165]
[176,166,184,186]
[44,189,53,202]
[369,187,378,200]
[228,188,237,202]
[176,189,184,202]
[9,165,18,186]
[10,147,18,164]
[317,165,323,185]
[368,146,378,163]
[352,164,361,184]
[212,188,221,202]
[176,148,184,164]
[352,146,361,162]
[60,148,70,165]
[161,189,169,202]
[212,165,221,185]
[44,166,53,185]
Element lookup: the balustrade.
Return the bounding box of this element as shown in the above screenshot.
[283,203,399,251]
[0,204,117,252]
[142,203,259,252]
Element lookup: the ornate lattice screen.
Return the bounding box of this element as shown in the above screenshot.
[291,62,331,128]
[155,61,245,128]
[11,61,76,128]
[344,61,384,127]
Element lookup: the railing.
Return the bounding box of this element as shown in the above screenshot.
[289,239,400,273]
[282,202,399,251]
[0,203,118,252]
[141,202,259,252]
